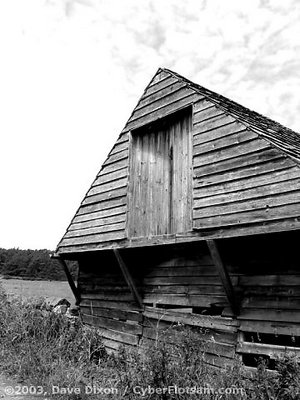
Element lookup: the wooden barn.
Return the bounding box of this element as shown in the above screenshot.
[55,68,300,369]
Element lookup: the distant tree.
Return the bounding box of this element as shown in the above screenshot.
[0,248,78,281]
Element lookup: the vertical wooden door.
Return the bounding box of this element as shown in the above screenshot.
[129,108,192,238]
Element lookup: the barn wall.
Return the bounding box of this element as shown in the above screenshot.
[140,242,227,310]
[77,242,238,367]
[192,98,300,231]
[78,232,300,368]
[57,68,300,254]
[78,251,143,350]
[219,231,300,365]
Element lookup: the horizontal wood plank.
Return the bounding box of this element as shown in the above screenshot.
[81,313,142,335]
[92,326,140,346]
[194,174,300,207]
[80,305,143,322]
[193,105,224,124]
[72,205,126,223]
[149,70,171,86]
[193,114,236,134]
[194,202,300,228]
[194,156,291,187]
[143,307,238,332]
[239,320,300,336]
[102,149,128,167]
[239,275,300,287]
[194,166,300,197]
[65,222,125,238]
[238,309,300,323]
[236,342,300,357]
[80,292,132,301]
[77,196,127,216]
[143,285,225,295]
[135,81,188,111]
[193,148,281,178]
[130,88,195,121]
[98,158,128,176]
[142,294,227,307]
[193,129,254,156]
[241,298,300,311]
[194,138,271,167]
[127,94,197,130]
[145,75,179,97]
[193,121,247,145]
[193,99,215,113]
[82,187,127,206]
[88,177,128,196]
[109,140,129,156]
[93,167,128,186]
[143,266,217,277]
[194,191,300,218]
[80,299,141,311]
[69,214,125,231]
[59,230,126,246]
[143,276,236,286]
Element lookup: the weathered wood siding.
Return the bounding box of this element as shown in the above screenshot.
[57,68,300,254]
[140,242,228,309]
[79,251,143,350]
[141,307,238,368]
[123,69,199,132]
[77,232,300,367]
[78,243,238,366]
[192,98,300,231]
[219,232,300,364]
[128,108,192,237]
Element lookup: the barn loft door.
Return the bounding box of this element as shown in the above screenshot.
[129,107,192,238]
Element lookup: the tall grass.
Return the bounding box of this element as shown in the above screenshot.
[1,283,300,399]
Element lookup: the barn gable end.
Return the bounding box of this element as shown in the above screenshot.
[57,68,300,255]
[55,69,300,369]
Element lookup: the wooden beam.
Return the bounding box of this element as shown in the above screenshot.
[113,249,143,310]
[58,219,300,255]
[206,239,239,315]
[52,255,80,305]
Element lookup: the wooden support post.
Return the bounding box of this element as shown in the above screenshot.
[206,239,239,316]
[52,255,80,305]
[113,249,144,310]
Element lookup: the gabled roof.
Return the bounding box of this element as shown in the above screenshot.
[56,67,300,255]
[162,68,300,163]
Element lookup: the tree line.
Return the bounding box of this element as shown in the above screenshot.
[0,248,78,281]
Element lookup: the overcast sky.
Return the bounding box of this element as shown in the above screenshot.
[0,0,300,250]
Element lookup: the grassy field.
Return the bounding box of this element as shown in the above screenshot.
[1,283,300,399]
[0,277,75,305]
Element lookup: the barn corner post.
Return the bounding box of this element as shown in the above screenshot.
[51,254,81,305]
[206,239,239,316]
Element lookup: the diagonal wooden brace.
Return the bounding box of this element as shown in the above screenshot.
[206,239,239,316]
[113,249,144,310]
[52,255,81,305]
